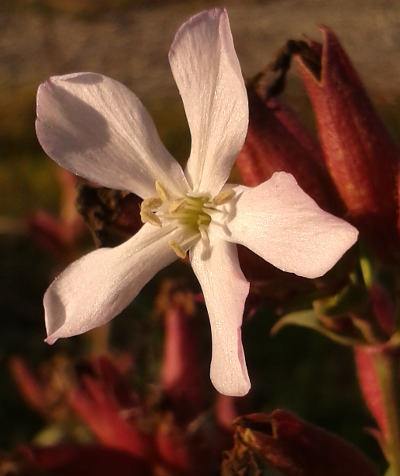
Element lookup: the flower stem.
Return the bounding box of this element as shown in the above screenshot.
[373,349,400,474]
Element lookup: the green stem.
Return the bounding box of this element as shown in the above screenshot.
[374,349,400,474]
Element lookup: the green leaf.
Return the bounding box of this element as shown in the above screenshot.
[271,309,366,346]
[314,279,367,318]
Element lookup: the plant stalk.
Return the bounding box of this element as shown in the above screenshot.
[373,349,400,474]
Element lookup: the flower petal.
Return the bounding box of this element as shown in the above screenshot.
[44,224,185,344]
[36,73,188,199]
[223,172,358,279]
[169,9,248,195]
[190,238,250,396]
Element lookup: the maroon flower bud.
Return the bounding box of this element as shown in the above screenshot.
[68,357,154,460]
[156,413,201,476]
[236,87,340,212]
[354,342,400,475]
[158,281,208,421]
[296,27,400,256]
[222,411,378,476]
[354,347,388,438]
[9,357,52,420]
[27,169,85,259]
[10,355,75,422]
[215,395,243,431]
[156,409,230,476]
[28,210,83,259]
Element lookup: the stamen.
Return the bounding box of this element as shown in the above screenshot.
[140,181,230,240]
[140,208,161,227]
[140,197,163,226]
[199,225,209,244]
[197,213,211,226]
[155,181,169,202]
[142,197,162,210]
[168,198,186,214]
[203,205,223,213]
[168,240,187,259]
[212,188,235,205]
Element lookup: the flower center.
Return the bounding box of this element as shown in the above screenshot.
[171,195,212,232]
[140,181,234,258]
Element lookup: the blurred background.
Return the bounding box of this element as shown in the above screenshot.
[1,0,400,470]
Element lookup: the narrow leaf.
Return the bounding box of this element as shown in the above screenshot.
[271,309,365,346]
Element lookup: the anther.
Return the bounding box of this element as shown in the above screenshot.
[142,197,162,210]
[140,208,161,227]
[168,198,186,214]
[140,198,162,227]
[155,181,169,202]
[199,225,210,244]
[168,240,186,259]
[197,213,211,226]
[212,188,235,205]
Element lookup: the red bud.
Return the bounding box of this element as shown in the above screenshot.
[69,358,154,460]
[9,357,47,414]
[156,413,199,476]
[158,281,208,421]
[222,411,378,475]
[237,88,340,212]
[296,27,400,255]
[28,210,83,258]
[354,347,388,438]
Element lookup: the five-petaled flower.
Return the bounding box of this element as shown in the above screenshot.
[36,9,358,396]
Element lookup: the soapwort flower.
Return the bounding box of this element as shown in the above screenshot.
[36,9,358,396]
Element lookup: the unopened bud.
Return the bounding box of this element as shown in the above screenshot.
[296,27,400,257]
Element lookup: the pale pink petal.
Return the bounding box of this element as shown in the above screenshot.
[44,224,186,344]
[190,237,250,396]
[36,73,188,199]
[222,172,358,279]
[169,9,248,195]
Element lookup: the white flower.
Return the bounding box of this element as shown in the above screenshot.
[36,9,358,396]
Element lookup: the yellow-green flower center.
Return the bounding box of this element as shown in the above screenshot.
[173,195,211,232]
[140,181,234,258]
